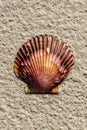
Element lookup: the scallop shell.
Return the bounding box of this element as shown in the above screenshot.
[13,35,74,93]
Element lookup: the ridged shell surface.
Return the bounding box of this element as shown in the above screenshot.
[13,35,74,92]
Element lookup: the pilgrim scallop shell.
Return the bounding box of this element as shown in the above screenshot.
[13,35,74,93]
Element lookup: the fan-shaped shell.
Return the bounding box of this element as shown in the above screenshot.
[13,35,74,93]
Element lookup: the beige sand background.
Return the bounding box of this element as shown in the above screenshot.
[0,0,87,130]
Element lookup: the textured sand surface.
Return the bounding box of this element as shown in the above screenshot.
[0,0,87,130]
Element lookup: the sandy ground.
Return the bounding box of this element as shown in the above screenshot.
[0,0,87,130]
